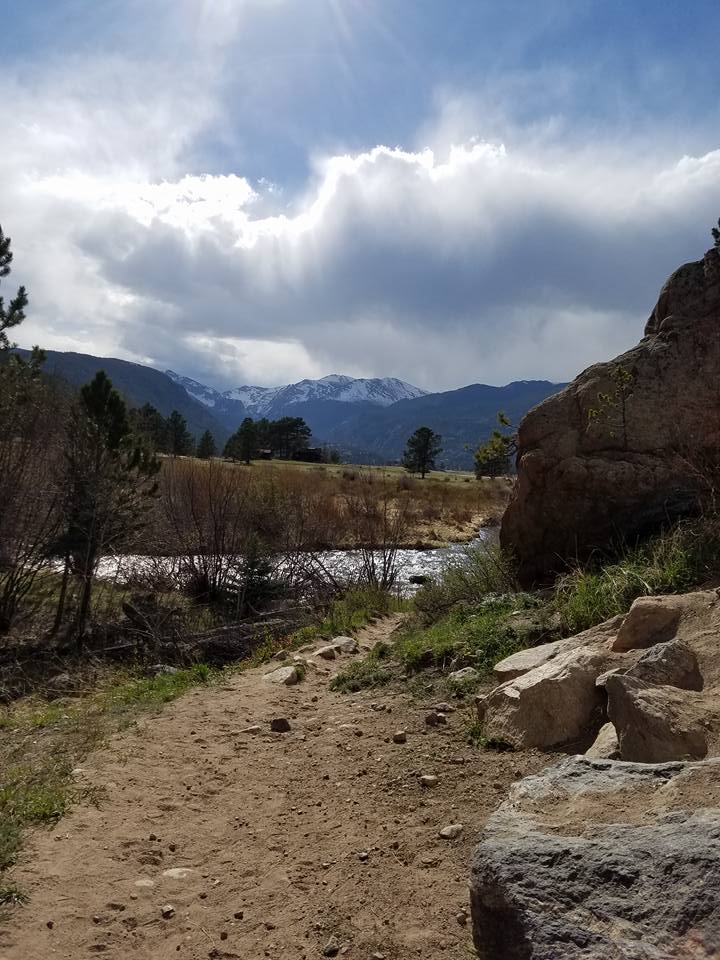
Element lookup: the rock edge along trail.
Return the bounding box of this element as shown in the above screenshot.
[1,617,544,960]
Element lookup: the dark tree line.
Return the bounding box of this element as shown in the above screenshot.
[223,416,312,464]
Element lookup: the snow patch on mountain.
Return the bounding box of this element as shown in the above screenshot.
[166,371,225,409]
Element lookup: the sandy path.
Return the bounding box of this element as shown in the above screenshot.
[1,617,544,960]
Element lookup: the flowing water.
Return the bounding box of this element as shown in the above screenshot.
[94,529,496,595]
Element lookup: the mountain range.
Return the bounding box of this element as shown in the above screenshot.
[28,348,564,469]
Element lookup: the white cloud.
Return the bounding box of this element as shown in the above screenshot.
[2,1,720,391]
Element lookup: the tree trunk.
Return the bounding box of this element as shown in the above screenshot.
[50,553,71,637]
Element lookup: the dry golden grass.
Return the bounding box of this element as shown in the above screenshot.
[159,457,512,549]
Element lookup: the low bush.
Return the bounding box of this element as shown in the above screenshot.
[413,544,518,624]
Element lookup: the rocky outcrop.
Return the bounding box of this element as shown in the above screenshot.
[470,756,720,960]
[493,615,624,682]
[480,590,720,756]
[501,247,720,585]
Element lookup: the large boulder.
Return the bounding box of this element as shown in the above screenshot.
[470,755,720,960]
[501,247,720,586]
[606,674,708,762]
[477,649,608,749]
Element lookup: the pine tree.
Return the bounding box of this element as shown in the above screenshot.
[713,217,720,248]
[167,410,194,457]
[131,403,170,453]
[197,430,217,459]
[0,224,29,352]
[236,417,258,464]
[58,371,160,646]
[402,426,442,479]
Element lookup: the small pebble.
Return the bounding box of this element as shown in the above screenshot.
[161,905,175,920]
[392,731,407,744]
[438,823,464,840]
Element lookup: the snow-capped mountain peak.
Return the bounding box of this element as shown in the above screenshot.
[167,370,427,419]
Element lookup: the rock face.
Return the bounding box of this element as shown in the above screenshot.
[501,247,720,585]
[470,756,720,960]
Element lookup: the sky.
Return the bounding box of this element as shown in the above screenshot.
[2,0,720,392]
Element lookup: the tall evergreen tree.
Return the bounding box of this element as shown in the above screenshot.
[197,430,217,460]
[167,410,194,457]
[402,426,442,479]
[58,371,159,645]
[712,217,720,248]
[236,417,258,464]
[130,403,170,453]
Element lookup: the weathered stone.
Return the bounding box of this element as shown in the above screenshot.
[606,674,707,762]
[501,247,720,585]
[612,595,686,652]
[493,615,624,681]
[477,649,608,749]
[392,731,407,744]
[470,756,720,960]
[419,775,439,788]
[425,711,447,727]
[625,638,703,690]
[161,868,197,880]
[331,636,359,654]
[315,645,337,661]
[584,722,619,759]
[262,665,300,686]
[323,936,340,956]
[439,824,463,840]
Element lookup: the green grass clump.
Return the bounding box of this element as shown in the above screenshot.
[329,657,393,693]
[395,600,527,677]
[318,586,405,638]
[0,767,77,870]
[106,662,215,709]
[0,882,28,906]
[554,518,720,634]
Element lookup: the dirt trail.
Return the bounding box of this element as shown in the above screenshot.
[1,617,544,960]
